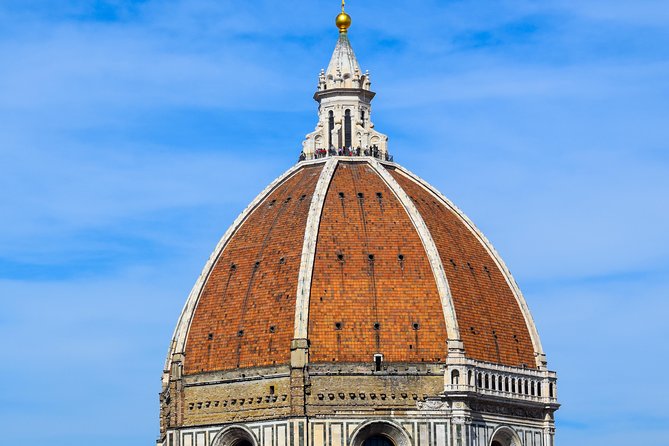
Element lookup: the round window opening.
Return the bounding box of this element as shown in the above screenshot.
[363,435,395,446]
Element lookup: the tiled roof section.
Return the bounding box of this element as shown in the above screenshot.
[388,168,536,367]
[308,162,448,363]
[184,164,323,374]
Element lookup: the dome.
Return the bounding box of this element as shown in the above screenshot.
[159,8,558,445]
[168,157,544,376]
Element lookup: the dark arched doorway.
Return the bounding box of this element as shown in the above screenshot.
[363,435,394,446]
[491,442,503,446]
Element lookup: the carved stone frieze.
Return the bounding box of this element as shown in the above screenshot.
[416,399,450,411]
[470,400,544,419]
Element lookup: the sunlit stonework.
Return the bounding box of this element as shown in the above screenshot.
[159,5,559,446]
[301,3,388,159]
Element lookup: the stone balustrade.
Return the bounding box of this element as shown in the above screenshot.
[445,358,558,404]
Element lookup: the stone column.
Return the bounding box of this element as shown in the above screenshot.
[290,338,310,417]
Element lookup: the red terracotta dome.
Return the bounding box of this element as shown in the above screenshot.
[168,157,545,377]
[159,10,559,445]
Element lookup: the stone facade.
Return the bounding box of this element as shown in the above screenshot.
[161,358,557,446]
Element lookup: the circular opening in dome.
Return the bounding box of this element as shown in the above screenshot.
[398,254,404,261]
[269,325,276,333]
[357,192,364,199]
[368,254,375,261]
[279,257,285,264]
[335,322,342,330]
[373,322,380,330]
[237,330,244,337]
[339,192,345,198]
[230,263,237,271]
[412,322,420,330]
[337,253,345,261]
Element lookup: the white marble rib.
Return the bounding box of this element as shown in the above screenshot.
[293,158,339,340]
[164,159,327,372]
[390,163,546,367]
[367,158,462,343]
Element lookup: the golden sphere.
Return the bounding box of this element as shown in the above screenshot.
[336,12,351,32]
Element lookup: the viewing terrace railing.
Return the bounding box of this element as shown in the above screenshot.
[445,359,558,405]
[298,149,393,163]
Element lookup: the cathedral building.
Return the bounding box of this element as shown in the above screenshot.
[159,5,559,446]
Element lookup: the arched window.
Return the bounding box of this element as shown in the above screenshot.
[361,109,366,127]
[505,377,509,392]
[451,369,460,386]
[549,383,554,398]
[538,382,542,397]
[524,380,529,395]
[511,378,516,393]
[328,111,335,149]
[491,374,496,390]
[344,109,352,148]
[484,374,489,389]
[468,370,473,386]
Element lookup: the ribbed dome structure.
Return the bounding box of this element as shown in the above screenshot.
[158,8,558,446]
[167,157,544,376]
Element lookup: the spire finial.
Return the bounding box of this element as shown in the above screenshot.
[336,0,352,33]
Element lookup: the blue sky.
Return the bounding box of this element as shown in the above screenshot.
[1,0,668,445]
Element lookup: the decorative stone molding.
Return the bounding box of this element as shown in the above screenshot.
[470,401,544,420]
[416,399,449,411]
